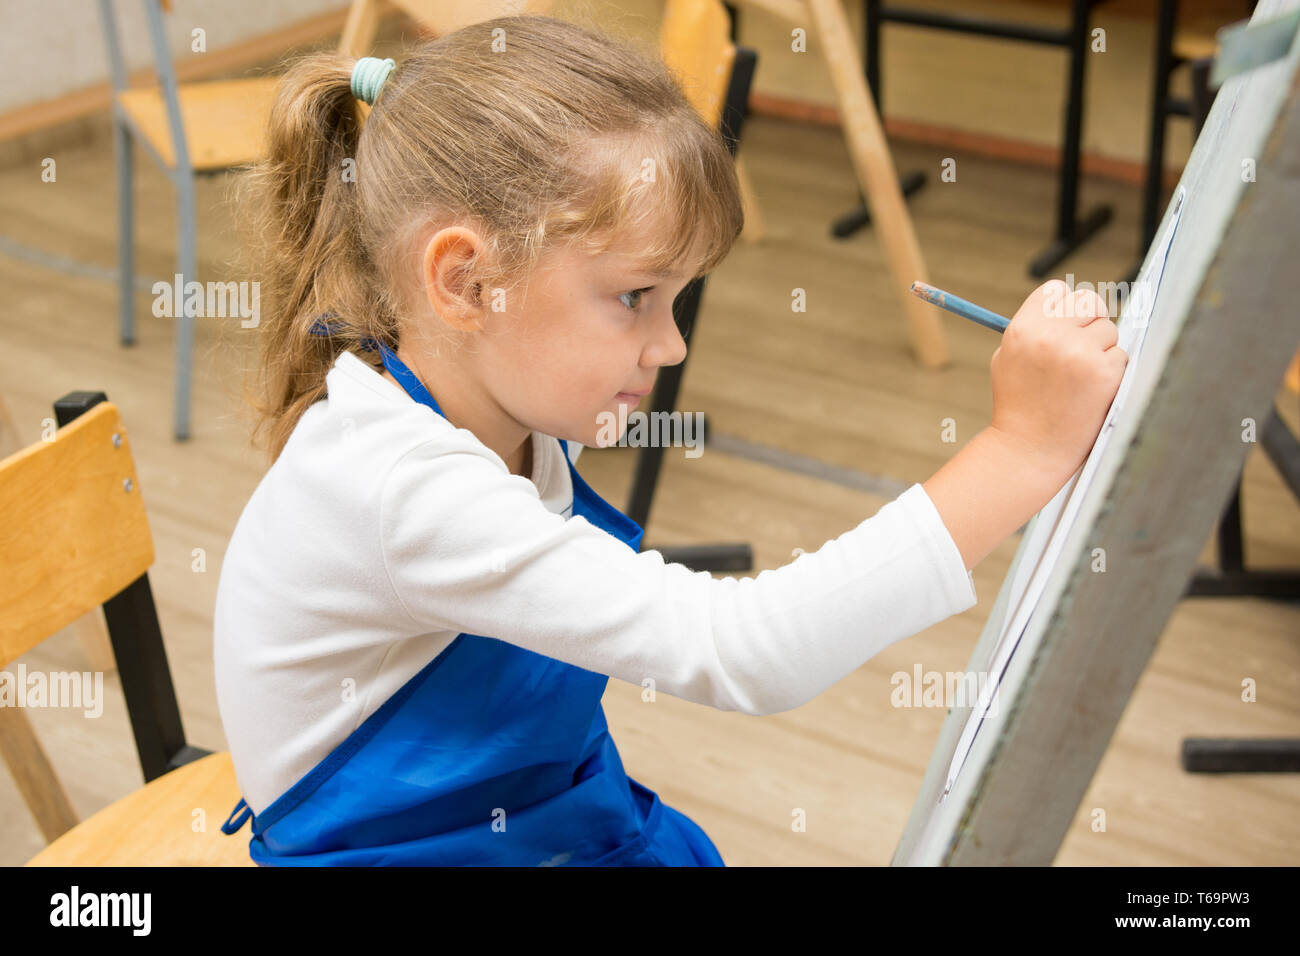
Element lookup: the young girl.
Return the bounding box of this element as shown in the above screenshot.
[214,15,1125,866]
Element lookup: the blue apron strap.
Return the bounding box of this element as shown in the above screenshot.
[307,314,446,418]
[374,341,446,417]
[221,797,252,835]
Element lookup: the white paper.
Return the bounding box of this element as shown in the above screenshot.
[936,185,1188,803]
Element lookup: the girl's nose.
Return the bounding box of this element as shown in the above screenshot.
[643,306,688,369]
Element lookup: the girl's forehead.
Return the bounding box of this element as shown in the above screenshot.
[589,246,692,283]
[590,217,703,276]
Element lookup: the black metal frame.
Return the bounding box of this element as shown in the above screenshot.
[624,40,759,574]
[1128,5,1289,770]
[1165,19,1299,602]
[53,391,209,784]
[1129,0,1243,282]
[1184,404,1300,602]
[1175,50,1300,771]
[1180,401,1300,772]
[832,0,1113,277]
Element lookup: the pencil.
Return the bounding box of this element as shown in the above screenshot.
[910,281,1011,334]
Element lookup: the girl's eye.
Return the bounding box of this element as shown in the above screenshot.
[618,288,652,311]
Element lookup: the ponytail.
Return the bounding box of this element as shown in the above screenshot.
[236,52,394,462]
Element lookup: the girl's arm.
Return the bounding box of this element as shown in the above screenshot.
[382,441,974,718]
[922,426,1076,571]
[925,279,1128,571]
[380,280,1125,718]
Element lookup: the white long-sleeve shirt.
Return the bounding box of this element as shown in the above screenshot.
[213,349,978,816]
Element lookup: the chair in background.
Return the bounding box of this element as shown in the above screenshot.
[340,0,765,238]
[337,0,554,57]
[103,0,762,443]
[100,0,518,441]
[2,391,251,865]
[99,0,282,442]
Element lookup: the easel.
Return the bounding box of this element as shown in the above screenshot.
[734,0,950,368]
[893,0,1300,864]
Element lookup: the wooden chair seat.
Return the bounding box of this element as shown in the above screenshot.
[1172,31,1219,62]
[115,76,280,170]
[25,751,255,866]
[1171,5,1236,65]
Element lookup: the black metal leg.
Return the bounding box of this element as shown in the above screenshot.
[1185,408,1300,600]
[101,574,205,782]
[1182,402,1300,772]
[1145,0,1179,255]
[53,390,209,783]
[1027,0,1113,276]
[831,172,929,237]
[1189,56,1215,135]
[1127,0,1182,284]
[1218,479,1246,573]
[1182,739,1300,772]
[625,279,703,529]
[830,0,927,240]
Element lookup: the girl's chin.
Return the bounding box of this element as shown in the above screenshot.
[581,401,637,448]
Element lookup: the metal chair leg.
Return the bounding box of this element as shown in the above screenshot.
[115,117,135,346]
[173,168,197,442]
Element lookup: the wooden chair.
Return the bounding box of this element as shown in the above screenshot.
[101,0,532,441]
[0,391,118,838]
[672,1,764,242]
[2,391,252,865]
[99,0,284,442]
[339,0,765,237]
[338,0,554,56]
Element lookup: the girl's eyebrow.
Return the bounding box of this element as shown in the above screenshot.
[620,266,670,280]
[628,263,688,281]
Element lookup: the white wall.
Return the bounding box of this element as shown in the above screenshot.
[0,0,344,114]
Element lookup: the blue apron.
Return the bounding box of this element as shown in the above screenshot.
[220,341,724,866]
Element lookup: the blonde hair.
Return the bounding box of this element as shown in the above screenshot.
[238,14,744,462]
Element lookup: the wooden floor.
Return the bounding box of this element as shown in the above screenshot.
[2,105,1298,865]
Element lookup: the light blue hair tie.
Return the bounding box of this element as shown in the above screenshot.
[351,56,396,106]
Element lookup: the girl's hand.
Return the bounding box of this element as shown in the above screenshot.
[988,279,1129,479]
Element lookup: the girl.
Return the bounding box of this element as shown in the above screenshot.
[214,15,1125,866]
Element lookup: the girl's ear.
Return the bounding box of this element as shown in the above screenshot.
[421,227,487,332]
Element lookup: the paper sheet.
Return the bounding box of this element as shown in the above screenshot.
[936,185,1188,803]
